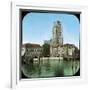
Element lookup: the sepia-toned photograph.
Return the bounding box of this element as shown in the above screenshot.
[20,10,80,79]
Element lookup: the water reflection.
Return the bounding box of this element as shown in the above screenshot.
[21,58,80,78]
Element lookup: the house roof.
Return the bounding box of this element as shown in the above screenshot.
[22,43,41,48]
[51,43,78,49]
[63,43,78,49]
[63,43,75,47]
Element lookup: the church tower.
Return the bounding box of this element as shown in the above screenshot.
[50,20,63,57]
[52,21,63,46]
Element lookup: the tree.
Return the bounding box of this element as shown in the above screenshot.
[42,43,50,57]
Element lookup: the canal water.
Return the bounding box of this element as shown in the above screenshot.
[21,58,80,78]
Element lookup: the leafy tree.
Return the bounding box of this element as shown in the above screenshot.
[42,44,50,57]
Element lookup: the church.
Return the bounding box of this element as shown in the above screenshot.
[49,20,79,58]
[50,20,63,57]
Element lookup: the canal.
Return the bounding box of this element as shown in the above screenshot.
[21,58,80,78]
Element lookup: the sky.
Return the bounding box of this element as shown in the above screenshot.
[22,12,80,48]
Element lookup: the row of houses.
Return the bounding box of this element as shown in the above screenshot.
[22,43,79,59]
[22,43,42,58]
